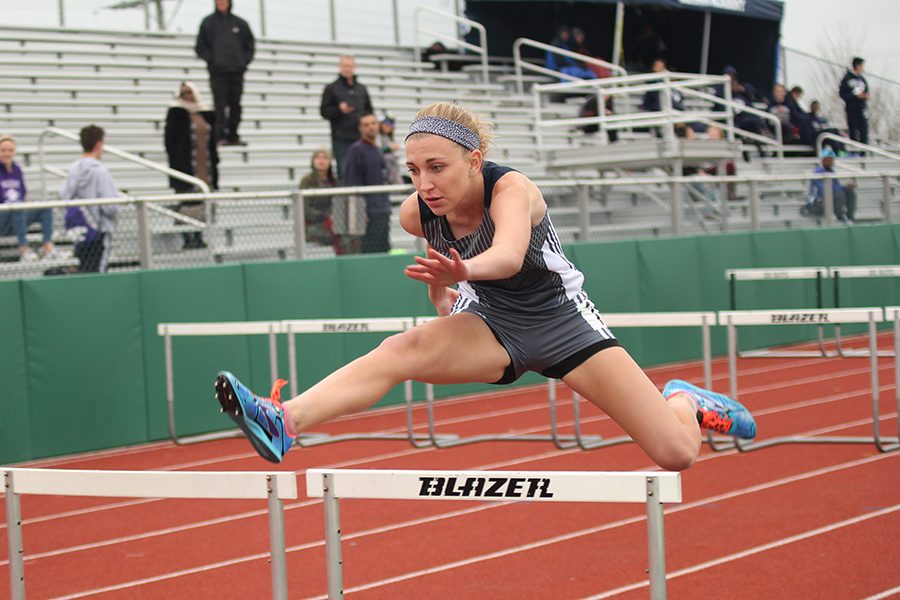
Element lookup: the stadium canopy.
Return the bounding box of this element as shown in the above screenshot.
[465,0,784,89]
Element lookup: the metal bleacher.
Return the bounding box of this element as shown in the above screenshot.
[0,24,897,279]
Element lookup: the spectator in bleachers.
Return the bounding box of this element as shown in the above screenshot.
[379,116,402,185]
[802,147,856,224]
[808,100,845,154]
[545,25,595,80]
[164,81,218,250]
[60,126,120,273]
[767,84,801,144]
[0,135,57,262]
[627,23,667,73]
[320,55,374,179]
[572,28,611,79]
[720,65,770,157]
[299,149,339,251]
[342,112,391,254]
[195,0,255,146]
[839,57,870,145]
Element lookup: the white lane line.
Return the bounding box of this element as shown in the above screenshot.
[864,585,900,600]
[583,504,900,599]
[48,432,896,600]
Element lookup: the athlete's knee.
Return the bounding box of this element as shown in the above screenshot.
[375,328,428,375]
[653,439,699,472]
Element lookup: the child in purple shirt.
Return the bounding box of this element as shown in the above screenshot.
[0,135,56,261]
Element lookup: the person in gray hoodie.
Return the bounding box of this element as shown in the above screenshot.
[61,125,120,273]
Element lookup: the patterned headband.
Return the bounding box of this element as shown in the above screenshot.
[405,115,480,151]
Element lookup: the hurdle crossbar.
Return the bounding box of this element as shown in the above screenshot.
[306,468,681,600]
[3,468,298,600]
[830,265,900,357]
[719,307,898,453]
[418,312,721,450]
[725,267,832,358]
[158,321,291,445]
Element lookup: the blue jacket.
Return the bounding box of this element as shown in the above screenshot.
[343,139,390,215]
[807,165,844,204]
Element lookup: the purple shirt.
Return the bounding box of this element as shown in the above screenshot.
[0,161,26,204]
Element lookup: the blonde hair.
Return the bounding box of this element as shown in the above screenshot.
[411,102,493,155]
[0,134,15,146]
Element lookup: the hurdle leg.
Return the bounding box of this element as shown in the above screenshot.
[322,473,345,599]
[267,475,290,600]
[5,471,26,600]
[646,476,667,600]
[870,317,899,452]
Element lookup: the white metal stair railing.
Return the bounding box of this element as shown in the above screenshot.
[414,5,490,86]
[529,72,786,162]
[512,37,627,95]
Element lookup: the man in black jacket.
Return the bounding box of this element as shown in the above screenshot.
[320,55,373,178]
[195,0,255,146]
[839,57,870,145]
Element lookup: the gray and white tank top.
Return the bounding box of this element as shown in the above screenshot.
[418,161,586,314]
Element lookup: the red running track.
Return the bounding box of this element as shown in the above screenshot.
[1,332,898,599]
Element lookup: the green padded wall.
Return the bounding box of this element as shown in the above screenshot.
[4,223,899,464]
[22,273,148,457]
[0,281,32,463]
[140,265,250,440]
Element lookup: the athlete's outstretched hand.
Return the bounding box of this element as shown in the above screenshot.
[405,247,469,288]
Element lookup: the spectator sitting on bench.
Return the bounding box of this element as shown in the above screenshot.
[802,147,856,224]
[546,25,595,80]
[809,99,846,155]
[0,134,59,261]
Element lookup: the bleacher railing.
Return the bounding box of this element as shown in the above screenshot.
[414,5,489,86]
[530,72,785,161]
[512,37,627,95]
[2,170,900,279]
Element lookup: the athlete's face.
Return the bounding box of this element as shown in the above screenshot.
[0,140,15,168]
[405,134,481,215]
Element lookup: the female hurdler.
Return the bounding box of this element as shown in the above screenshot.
[215,102,756,468]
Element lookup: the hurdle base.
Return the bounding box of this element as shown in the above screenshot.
[172,428,333,447]
[297,432,461,447]
[735,435,900,453]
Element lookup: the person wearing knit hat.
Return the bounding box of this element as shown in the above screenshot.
[164,81,219,249]
[802,146,856,223]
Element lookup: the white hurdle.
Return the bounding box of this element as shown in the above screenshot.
[830,265,900,357]
[3,468,298,600]
[417,312,720,450]
[306,468,682,600]
[282,317,457,447]
[158,320,286,445]
[719,307,898,453]
[725,267,833,358]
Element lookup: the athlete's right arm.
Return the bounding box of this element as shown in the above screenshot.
[399,192,424,238]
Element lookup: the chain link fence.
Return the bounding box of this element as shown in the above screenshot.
[2,170,897,281]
